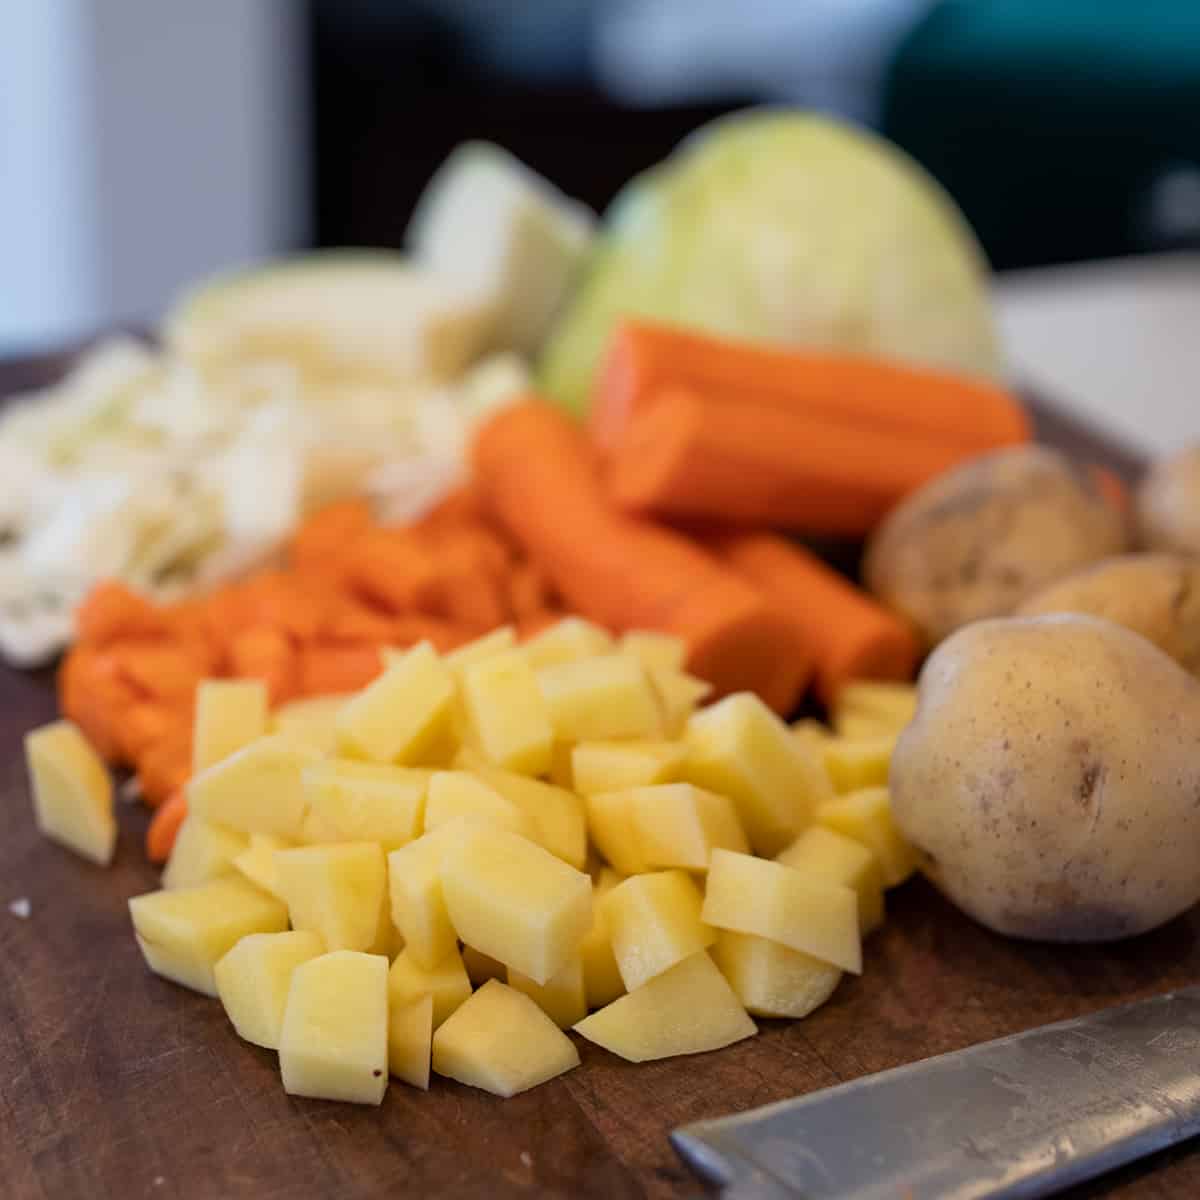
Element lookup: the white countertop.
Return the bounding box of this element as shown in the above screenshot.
[995,252,1200,458]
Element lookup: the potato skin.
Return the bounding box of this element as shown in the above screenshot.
[1018,553,1200,674]
[891,614,1200,942]
[864,447,1128,649]
[1137,447,1200,556]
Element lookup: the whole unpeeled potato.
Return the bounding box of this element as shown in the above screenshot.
[1137,447,1200,556]
[1018,553,1200,674]
[891,614,1200,942]
[864,446,1128,649]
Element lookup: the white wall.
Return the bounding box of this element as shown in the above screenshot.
[0,0,308,354]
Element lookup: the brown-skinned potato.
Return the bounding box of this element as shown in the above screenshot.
[1137,446,1200,556]
[1017,553,1200,674]
[891,614,1200,942]
[864,446,1128,649]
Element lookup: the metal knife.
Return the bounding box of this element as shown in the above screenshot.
[672,987,1200,1199]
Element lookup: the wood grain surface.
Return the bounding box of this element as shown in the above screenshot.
[3,346,1196,1200]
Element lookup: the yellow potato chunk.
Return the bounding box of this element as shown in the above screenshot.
[432,979,580,1097]
[337,641,455,764]
[389,994,433,1089]
[630,783,749,871]
[188,735,321,839]
[270,693,352,755]
[619,630,687,673]
[129,876,288,996]
[833,681,917,738]
[25,720,115,865]
[571,740,686,796]
[387,821,469,968]
[547,740,575,789]
[462,944,507,987]
[444,625,517,674]
[232,832,293,900]
[574,951,755,1062]
[423,771,530,837]
[711,931,842,1020]
[702,850,861,974]
[585,789,652,875]
[522,616,614,669]
[214,930,325,1048]
[648,666,713,738]
[470,764,587,870]
[441,827,592,985]
[280,950,389,1105]
[461,648,553,775]
[537,654,662,741]
[684,693,830,856]
[192,679,269,773]
[275,842,387,952]
[163,818,248,890]
[508,957,587,1028]
[792,718,833,751]
[301,760,429,850]
[821,735,897,794]
[388,945,471,1029]
[580,868,626,1009]
[604,870,715,991]
[817,787,917,888]
[776,825,885,934]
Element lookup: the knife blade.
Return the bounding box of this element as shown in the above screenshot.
[671,986,1200,1199]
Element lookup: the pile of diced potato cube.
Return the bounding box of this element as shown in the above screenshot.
[26,617,918,1105]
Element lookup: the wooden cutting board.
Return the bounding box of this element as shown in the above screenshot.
[2,346,1194,1200]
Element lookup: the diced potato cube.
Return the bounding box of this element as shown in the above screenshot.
[129,876,288,996]
[279,950,389,1105]
[163,818,248,890]
[821,735,897,794]
[585,789,652,876]
[702,850,861,974]
[508,957,587,1028]
[537,654,661,741]
[441,827,592,985]
[462,944,507,986]
[571,740,686,796]
[461,649,553,776]
[192,679,268,773]
[523,617,613,669]
[817,787,917,888]
[547,741,575,790]
[423,771,530,837]
[649,666,712,738]
[792,718,833,751]
[470,764,587,870]
[25,720,115,865]
[685,694,830,856]
[603,870,714,991]
[833,681,917,737]
[619,630,687,674]
[214,930,325,1048]
[300,759,429,850]
[574,951,755,1062]
[270,693,352,755]
[188,735,321,839]
[432,979,580,1097]
[711,931,842,1020]
[445,626,517,674]
[776,825,885,933]
[630,783,748,871]
[389,994,433,1089]
[337,641,455,764]
[388,945,471,1030]
[275,842,387,952]
[233,832,293,899]
[387,821,470,968]
[579,868,626,1009]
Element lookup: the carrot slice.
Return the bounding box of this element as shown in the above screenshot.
[136,732,192,809]
[347,530,441,615]
[75,581,167,645]
[297,643,385,697]
[228,627,299,705]
[289,499,373,576]
[146,788,188,863]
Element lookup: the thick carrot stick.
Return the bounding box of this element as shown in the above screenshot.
[607,387,972,536]
[473,400,814,712]
[706,530,919,706]
[591,319,1029,453]
[146,788,188,863]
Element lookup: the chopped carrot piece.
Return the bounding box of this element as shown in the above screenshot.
[389,616,474,653]
[228,627,299,705]
[115,644,209,703]
[347,530,440,615]
[58,649,141,763]
[115,702,191,766]
[289,499,373,576]
[507,562,553,620]
[146,788,188,863]
[297,642,385,697]
[136,732,192,809]
[75,580,167,645]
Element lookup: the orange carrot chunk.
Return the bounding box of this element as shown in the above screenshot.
[146,788,188,863]
[297,643,385,697]
[346,530,441,615]
[136,732,193,809]
[706,531,919,706]
[75,580,168,645]
[289,499,373,576]
[228,627,299,706]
